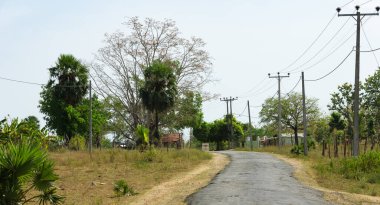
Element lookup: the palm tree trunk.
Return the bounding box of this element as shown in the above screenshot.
[155,110,159,145]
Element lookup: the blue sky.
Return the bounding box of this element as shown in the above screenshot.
[0,0,379,130]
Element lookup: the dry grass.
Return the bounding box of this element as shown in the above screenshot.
[49,148,212,205]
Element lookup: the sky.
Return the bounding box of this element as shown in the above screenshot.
[0,0,380,134]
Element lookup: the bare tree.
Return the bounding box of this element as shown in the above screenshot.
[91,17,213,138]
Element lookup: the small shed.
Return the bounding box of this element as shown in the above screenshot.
[161,133,183,149]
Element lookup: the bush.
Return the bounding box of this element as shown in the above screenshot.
[290,145,303,155]
[337,151,380,181]
[0,141,63,204]
[113,180,135,196]
[141,148,163,162]
[68,135,86,151]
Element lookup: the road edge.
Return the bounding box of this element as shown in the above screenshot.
[272,153,380,205]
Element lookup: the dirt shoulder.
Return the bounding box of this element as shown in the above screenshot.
[273,154,380,205]
[127,152,230,205]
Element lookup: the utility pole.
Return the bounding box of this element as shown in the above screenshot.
[301,72,308,156]
[229,97,237,148]
[337,5,379,156]
[268,72,289,147]
[89,80,93,155]
[220,97,238,149]
[248,100,253,151]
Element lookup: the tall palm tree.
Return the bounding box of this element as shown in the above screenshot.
[139,60,177,144]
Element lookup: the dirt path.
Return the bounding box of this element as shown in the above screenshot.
[274,154,380,205]
[127,152,229,205]
[187,151,331,205]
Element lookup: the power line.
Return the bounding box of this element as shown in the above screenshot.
[241,77,268,96]
[361,21,380,67]
[285,76,302,96]
[306,48,354,82]
[239,81,277,98]
[360,0,374,6]
[0,76,44,86]
[290,26,355,74]
[361,47,380,52]
[237,103,248,117]
[287,17,351,73]
[0,75,88,88]
[279,12,337,72]
[341,0,355,8]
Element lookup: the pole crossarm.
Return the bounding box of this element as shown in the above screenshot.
[220,96,238,149]
[268,72,290,147]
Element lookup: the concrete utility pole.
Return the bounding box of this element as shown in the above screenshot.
[220,97,238,148]
[336,5,379,156]
[268,72,289,147]
[248,100,253,151]
[301,72,308,156]
[89,80,93,154]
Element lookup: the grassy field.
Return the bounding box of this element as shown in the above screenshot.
[49,148,212,205]
[236,145,380,197]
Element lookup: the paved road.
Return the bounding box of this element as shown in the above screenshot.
[187,151,332,205]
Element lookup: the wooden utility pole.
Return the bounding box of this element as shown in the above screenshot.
[89,80,93,154]
[268,72,289,146]
[337,5,379,156]
[220,97,238,149]
[248,100,253,151]
[301,72,308,156]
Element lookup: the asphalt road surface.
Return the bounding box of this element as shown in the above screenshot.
[187,151,332,205]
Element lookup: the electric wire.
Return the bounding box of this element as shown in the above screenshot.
[342,0,355,8]
[305,48,354,82]
[279,12,337,72]
[0,75,89,88]
[0,76,44,86]
[290,26,356,74]
[360,0,373,6]
[237,104,248,117]
[287,17,351,73]
[361,21,380,67]
[289,12,372,74]
[361,48,380,52]
[285,76,302,96]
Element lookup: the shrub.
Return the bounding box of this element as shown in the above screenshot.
[0,141,63,204]
[290,145,303,155]
[337,151,380,181]
[113,180,135,196]
[68,135,86,151]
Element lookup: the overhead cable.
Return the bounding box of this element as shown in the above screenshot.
[305,48,354,82]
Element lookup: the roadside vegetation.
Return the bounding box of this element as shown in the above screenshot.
[50,148,211,204]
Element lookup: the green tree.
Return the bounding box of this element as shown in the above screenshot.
[39,54,88,142]
[329,112,345,158]
[363,68,380,151]
[193,121,211,143]
[66,95,109,148]
[312,117,330,156]
[139,60,177,144]
[165,91,203,130]
[260,92,319,146]
[207,117,244,150]
[22,116,40,130]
